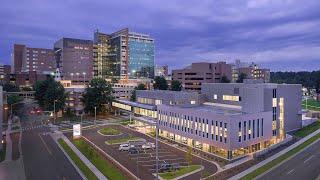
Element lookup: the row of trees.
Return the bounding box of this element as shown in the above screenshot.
[270,71,320,92]
[34,77,114,115]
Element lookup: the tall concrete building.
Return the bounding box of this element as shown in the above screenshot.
[54,38,94,83]
[172,62,232,91]
[93,28,154,82]
[112,80,302,160]
[232,60,270,82]
[12,44,55,74]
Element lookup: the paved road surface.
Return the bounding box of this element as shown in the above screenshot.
[258,139,320,180]
[22,126,82,180]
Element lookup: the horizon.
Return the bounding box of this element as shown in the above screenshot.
[1,0,320,72]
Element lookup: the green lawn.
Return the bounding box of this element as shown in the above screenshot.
[159,165,201,180]
[98,127,121,135]
[73,139,126,180]
[294,120,320,137]
[58,139,98,180]
[105,134,142,145]
[302,99,320,111]
[119,120,134,126]
[0,143,6,162]
[241,132,320,180]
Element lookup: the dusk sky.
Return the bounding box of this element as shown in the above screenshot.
[1,0,320,72]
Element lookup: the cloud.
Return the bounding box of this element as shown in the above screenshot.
[0,0,320,71]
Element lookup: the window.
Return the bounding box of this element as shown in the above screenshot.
[214,94,218,100]
[261,118,264,136]
[257,119,260,137]
[190,100,196,104]
[223,95,240,101]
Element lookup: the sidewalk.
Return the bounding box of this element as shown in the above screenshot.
[51,131,107,180]
[0,116,26,180]
[230,128,320,180]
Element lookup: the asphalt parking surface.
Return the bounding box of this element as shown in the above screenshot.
[65,124,218,180]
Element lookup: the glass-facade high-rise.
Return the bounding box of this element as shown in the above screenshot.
[128,34,154,79]
[93,28,154,82]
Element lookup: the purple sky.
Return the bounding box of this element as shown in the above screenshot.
[1,0,320,72]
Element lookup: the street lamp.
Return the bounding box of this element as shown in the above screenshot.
[53,99,57,124]
[71,73,74,82]
[156,121,159,179]
[94,106,97,125]
[83,72,86,85]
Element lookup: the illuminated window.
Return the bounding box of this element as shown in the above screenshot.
[223,95,239,101]
[214,94,218,100]
[190,100,196,104]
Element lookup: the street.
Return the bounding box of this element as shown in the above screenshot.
[22,126,82,180]
[258,139,320,180]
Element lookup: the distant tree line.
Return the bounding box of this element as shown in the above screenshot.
[270,70,320,93]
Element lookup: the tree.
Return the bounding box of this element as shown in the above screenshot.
[130,83,146,102]
[171,80,182,91]
[3,83,20,92]
[236,73,247,83]
[221,75,231,83]
[34,77,66,112]
[82,78,114,114]
[154,76,168,90]
[7,95,23,105]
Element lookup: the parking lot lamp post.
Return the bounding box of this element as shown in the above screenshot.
[94,106,97,125]
[156,122,159,179]
[53,100,57,124]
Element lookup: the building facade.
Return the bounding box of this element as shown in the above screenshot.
[112,80,302,160]
[232,60,270,82]
[54,38,94,84]
[13,44,55,74]
[93,28,154,81]
[172,62,232,91]
[155,65,168,77]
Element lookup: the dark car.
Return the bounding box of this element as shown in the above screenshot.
[159,163,171,172]
[128,147,139,154]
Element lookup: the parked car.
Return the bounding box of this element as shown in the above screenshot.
[128,147,139,154]
[159,163,171,172]
[142,142,156,149]
[171,163,180,171]
[119,144,134,151]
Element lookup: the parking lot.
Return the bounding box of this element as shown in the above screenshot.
[65,124,218,179]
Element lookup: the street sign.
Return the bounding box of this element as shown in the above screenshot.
[73,124,81,139]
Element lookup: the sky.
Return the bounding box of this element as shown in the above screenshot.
[1,0,320,72]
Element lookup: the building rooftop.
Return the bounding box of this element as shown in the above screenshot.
[176,103,244,116]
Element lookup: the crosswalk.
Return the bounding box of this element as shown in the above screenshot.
[21,124,46,131]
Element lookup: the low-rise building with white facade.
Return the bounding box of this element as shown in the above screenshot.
[112,80,302,160]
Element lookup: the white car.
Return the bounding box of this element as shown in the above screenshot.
[119,144,134,151]
[142,142,156,149]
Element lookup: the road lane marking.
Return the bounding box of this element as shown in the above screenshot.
[38,133,52,155]
[303,155,314,163]
[287,169,295,175]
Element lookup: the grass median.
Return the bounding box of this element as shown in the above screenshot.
[241,132,320,180]
[73,138,126,180]
[98,127,121,135]
[58,139,98,180]
[294,120,320,138]
[105,134,142,145]
[159,165,201,180]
